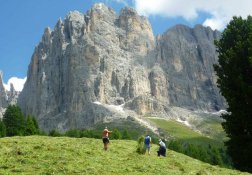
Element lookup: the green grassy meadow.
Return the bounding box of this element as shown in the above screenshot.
[0,136,250,175]
[149,118,224,147]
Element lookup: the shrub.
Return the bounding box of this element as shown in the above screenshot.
[110,128,122,140]
[65,129,81,138]
[122,129,131,140]
[136,136,145,154]
[49,129,62,137]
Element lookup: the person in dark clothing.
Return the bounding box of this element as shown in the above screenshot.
[157,139,166,157]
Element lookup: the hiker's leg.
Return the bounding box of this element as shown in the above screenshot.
[163,148,166,157]
[144,145,147,154]
[161,147,166,156]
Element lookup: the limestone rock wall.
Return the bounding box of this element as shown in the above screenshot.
[156,24,225,110]
[0,72,8,118]
[0,71,20,118]
[17,3,225,132]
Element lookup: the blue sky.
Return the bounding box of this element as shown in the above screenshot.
[0,0,251,91]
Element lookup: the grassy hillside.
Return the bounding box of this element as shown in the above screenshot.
[148,118,224,147]
[0,136,250,175]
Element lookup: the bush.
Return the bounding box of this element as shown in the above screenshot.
[65,129,81,138]
[110,128,122,140]
[136,136,145,154]
[122,129,131,140]
[49,129,62,137]
[80,130,101,139]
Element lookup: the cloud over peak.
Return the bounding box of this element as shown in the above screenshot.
[133,0,252,30]
[4,77,27,92]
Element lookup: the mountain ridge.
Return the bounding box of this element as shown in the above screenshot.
[0,3,225,132]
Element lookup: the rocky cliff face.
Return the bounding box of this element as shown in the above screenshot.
[0,71,19,118]
[18,3,225,132]
[0,72,8,118]
[156,24,224,110]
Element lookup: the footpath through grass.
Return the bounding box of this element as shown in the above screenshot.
[0,136,250,175]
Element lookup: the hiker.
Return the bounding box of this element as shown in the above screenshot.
[102,127,112,151]
[157,139,166,157]
[144,135,152,155]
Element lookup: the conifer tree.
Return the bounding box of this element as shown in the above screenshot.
[32,116,40,133]
[214,16,252,172]
[24,115,37,135]
[110,128,122,140]
[3,105,25,136]
[0,120,6,137]
[122,129,131,139]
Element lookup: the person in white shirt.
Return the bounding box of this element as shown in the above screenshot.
[157,139,166,157]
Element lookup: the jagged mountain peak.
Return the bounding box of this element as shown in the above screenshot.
[0,71,4,91]
[17,4,225,132]
[91,2,111,11]
[0,71,20,118]
[120,6,138,16]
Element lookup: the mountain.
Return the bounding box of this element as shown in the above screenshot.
[0,71,20,118]
[0,71,8,118]
[156,24,224,110]
[17,3,225,132]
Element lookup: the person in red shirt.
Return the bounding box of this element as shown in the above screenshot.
[102,127,112,151]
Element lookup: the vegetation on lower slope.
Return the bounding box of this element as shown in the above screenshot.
[0,136,250,175]
[149,118,224,146]
[149,118,232,167]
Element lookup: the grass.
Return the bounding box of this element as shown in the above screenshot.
[148,118,224,147]
[0,136,250,175]
[191,116,227,141]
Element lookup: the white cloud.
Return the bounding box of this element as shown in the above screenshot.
[4,77,27,92]
[133,0,252,30]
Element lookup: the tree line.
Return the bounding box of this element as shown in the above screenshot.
[48,128,133,140]
[0,105,40,137]
[0,106,135,140]
[168,140,232,167]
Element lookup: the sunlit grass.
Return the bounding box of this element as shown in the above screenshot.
[149,118,224,147]
[0,136,250,175]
